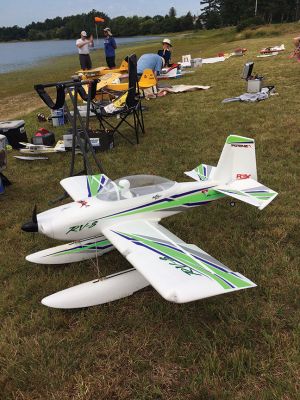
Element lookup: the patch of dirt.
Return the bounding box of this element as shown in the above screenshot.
[0,92,44,120]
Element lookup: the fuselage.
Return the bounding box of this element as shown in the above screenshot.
[37,179,224,241]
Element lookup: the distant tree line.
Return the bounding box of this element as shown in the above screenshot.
[1,2,299,42]
[200,0,300,29]
[0,8,196,42]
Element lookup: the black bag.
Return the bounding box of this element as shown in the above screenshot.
[31,128,55,146]
[0,120,27,149]
[88,130,114,152]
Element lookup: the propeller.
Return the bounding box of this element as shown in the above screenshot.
[21,205,38,233]
[32,205,37,224]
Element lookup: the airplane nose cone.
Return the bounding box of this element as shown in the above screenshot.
[21,221,38,233]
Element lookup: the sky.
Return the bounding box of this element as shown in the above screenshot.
[0,0,202,28]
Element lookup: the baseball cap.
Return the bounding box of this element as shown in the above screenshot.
[104,27,113,36]
[162,38,172,47]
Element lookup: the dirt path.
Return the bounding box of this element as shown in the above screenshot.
[0,92,44,120]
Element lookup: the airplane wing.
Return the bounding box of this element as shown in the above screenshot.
[103,220,256,303]
[19,142,52,148]
[60,173,110,201]
[185,163,216,181]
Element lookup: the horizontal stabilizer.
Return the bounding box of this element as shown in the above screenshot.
[215,178,278,210]
[26,235,114,264]
[185,164,216,181]
[42,268,149,308]
[60,173,110,201]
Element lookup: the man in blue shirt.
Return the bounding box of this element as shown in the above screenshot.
[137,54,165,77]
[103,27,117,68]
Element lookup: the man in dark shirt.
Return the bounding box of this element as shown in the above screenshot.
[158,38,172,67]
[103,28,117,68]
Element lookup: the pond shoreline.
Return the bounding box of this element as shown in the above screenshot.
[0,35,162,74]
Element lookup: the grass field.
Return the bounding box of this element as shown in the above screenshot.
[0,24,299,400]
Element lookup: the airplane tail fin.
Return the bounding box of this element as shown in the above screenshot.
[185,135,278,209]
[214,135,277,209]
[119,59,128,71]
[214,134,257,183]
[185,135,256,183]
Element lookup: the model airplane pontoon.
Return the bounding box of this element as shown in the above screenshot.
[22,135,278,309]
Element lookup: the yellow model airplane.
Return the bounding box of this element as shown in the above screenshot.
[106,69,157,93]
[68,73,121,101]
[77,59,128,77]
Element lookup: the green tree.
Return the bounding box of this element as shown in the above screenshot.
[179,12,195,30]
[169,7,177,17]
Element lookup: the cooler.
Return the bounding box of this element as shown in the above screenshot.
[0,120,28,149]
[51,108,64,127]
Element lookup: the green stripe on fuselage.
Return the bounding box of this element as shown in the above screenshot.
[108,189,224,220]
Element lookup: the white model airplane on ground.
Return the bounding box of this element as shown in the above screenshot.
[19,141,65,154]
[22,135,278,309]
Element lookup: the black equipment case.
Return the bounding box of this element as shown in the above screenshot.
[0,120,28,149]
[88,130,114,152]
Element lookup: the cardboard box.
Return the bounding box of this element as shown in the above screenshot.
[63,134,74,150]
[191,58,202,67]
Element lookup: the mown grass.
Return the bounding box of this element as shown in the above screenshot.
[0,25,299,400]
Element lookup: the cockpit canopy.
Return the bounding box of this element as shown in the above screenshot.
[96,174,175,201]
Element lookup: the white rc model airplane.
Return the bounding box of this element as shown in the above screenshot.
[22,135,278,309]
[19,141,65,154]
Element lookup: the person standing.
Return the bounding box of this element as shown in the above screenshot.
[76,31,93,70]
[103,27,117,68]
[157,38,172,67]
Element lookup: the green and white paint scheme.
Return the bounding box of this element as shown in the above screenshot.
[24,135,278,309]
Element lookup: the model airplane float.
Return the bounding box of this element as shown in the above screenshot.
[22,135,278,309]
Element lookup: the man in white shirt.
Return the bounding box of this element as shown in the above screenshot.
[76,31,93,70]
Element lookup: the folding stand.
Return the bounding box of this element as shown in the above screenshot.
[34,78,106,203]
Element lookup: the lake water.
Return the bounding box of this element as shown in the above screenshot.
[0,36,160,74]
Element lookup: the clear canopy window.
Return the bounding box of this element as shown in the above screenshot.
[97,175,175,201]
